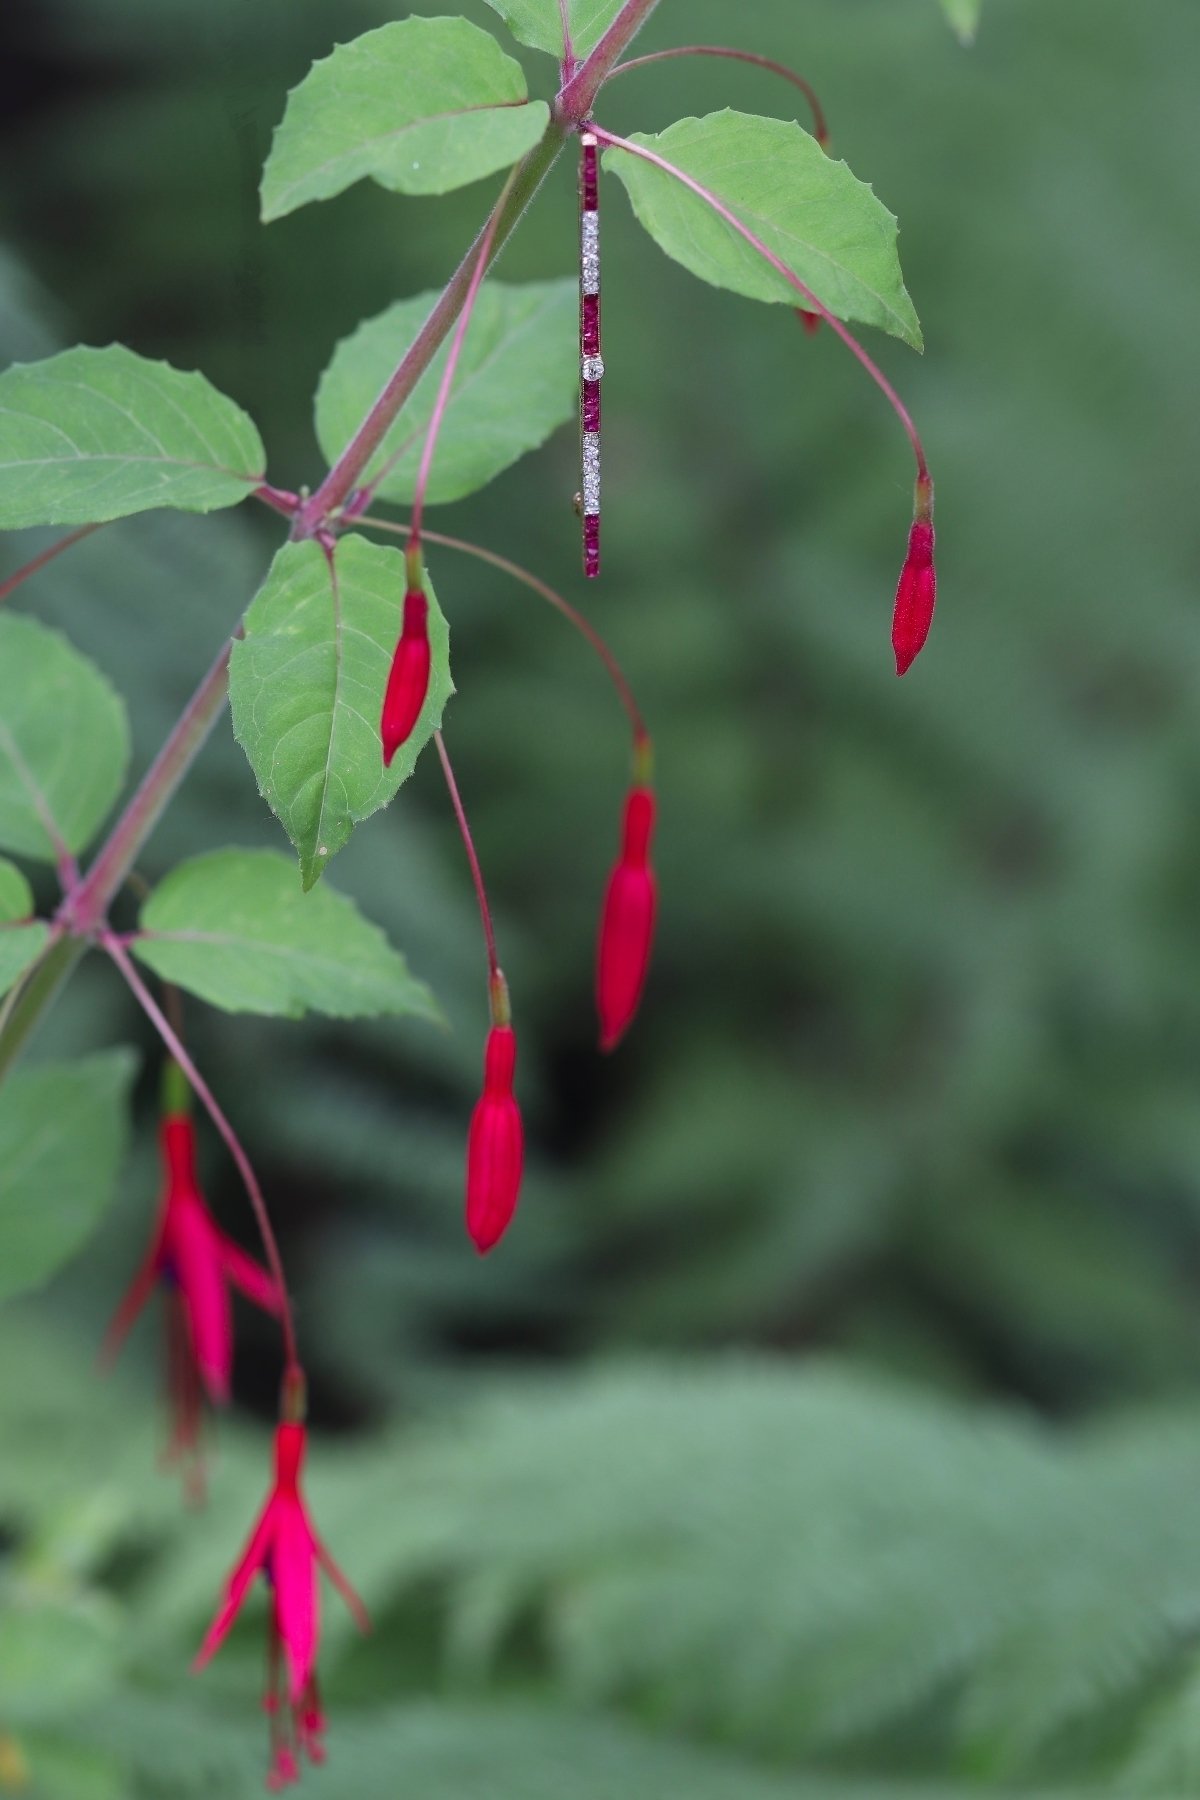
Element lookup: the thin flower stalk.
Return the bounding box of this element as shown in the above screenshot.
[607,45,830,147]
[102,932,300,1371]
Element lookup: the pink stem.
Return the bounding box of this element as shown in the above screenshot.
[589,124,929,484]
[557,0,576,77]
[607,46,830,146]
[398,167,521,548]
[0,524,106,606]
[102,932,300,1372]
[433,731,499,984]
[253,484,301,519]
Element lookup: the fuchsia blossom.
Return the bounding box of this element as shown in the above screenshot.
[596,784,658,1052]
[891,476,938,676]
[104,1104,280,1491]
[466,1022,524,1254]
[380,584,432,765]
[194,1376,369,1789]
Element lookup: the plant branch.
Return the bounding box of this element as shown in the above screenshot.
[296,0,663,537]
[0,524,107,606]
[68,639,233,936]
[103,932,300,1371]
[434,731,499,984]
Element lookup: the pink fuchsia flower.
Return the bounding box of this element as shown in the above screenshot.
[103,1103,280,1492]
[596,785,658,1052]
[194,1377,369,1789]
[380,585,431,766]
[892,475,937,676]
[466,1022,524,1255]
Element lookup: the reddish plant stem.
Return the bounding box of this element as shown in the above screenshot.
[0,524,107,605]
[433,731,499,984]
[557,0,576,77]
[353,513,646,741]
[102,931,300,1373]
[253,483,301,518]
[69,639,233,936]
[372,167,519,545]
[607,45,830,146]
[589,124,930,484]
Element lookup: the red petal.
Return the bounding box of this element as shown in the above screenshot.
[219,1234,283,1315]
[596,788,658,1052]
[891,520,937,676]
[192,1500,277,1672]
[272,1498,320,1703]
[466,1027,524,1254]
[168,1194,233,1405]
[380,589,431,765]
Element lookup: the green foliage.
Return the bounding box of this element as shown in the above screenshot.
[940,0,983,43]
[481,0,624,60]
[228,534,452,889]
[0,1051,136,1301]
[315,280,578,507]
[604,113,922,347]
[133,848,440,1021]
[0,857,49,997]
[260,18,548,221]
[0,345,264,528]
[0,1313,1197,1796]
[0,613,130,859]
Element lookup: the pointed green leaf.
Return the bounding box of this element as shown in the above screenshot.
[315,280,577,506]
[261,17,549,220]
[0,1049,137,1302]
[0,858,49,999]
[228,534,452,889]
[481,0,623,59]
[941,0,983,42]
[0,345,265,529]
[133,848,438,1021]
[0,614,130,861]
[603,111,922,348]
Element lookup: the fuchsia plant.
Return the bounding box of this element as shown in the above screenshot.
[0,0,956,1780]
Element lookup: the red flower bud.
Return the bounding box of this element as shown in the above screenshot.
[891,517,937,676]
[380,587,431,765]
[597,786,658,1052]
[466,1025,523,1254]
[799,310,822,336]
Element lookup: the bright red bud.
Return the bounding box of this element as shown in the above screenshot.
[799,310,822,336]
[891,517,937,676]
[380,587,431,765]
[597,786,658,1053]
[465,1025,523,1255]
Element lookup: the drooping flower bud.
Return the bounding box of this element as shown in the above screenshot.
[380,586,431,765]
[891,476,937,676]
[466,1020,524,1255]
[597,782,658,1053]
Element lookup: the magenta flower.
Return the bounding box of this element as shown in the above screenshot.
[194,1400,369,1788]
[103,1110,280,1490]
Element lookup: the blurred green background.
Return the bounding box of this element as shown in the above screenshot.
[4,0,1200,1793]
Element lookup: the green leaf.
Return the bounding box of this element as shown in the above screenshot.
[261,17,549,220]
[0,1049,137,1303]
[0,614,130,861]
[481,0,623,59]
[940,0,983,43]
[0,859,35,923]
[228,534,452,889]
[315,280,577,506]
[0,857,49,1000]
[603,111,922,349]
[132,847,438,1021]
[0,345,265,529]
